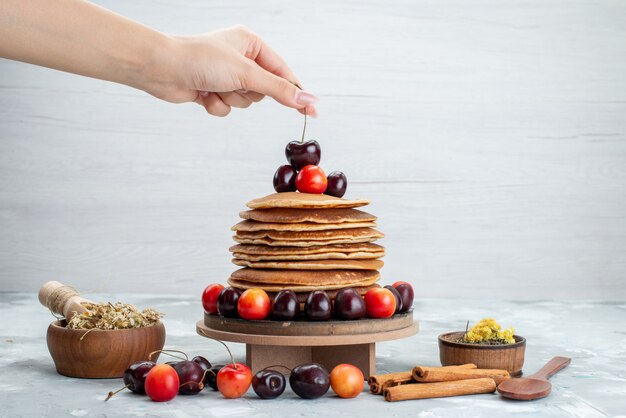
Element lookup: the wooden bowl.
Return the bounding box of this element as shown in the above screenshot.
[47,320,166,378]
[438,331,526,376]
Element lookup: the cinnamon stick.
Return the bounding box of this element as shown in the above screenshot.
[412,366,510,385]
[384,378,496,402]
[368,364,476,395]
[368,371,413,394]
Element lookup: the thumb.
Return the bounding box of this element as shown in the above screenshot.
[243,64,319,110]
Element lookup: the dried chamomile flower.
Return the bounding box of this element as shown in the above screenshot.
[463,318,515,345]
[66,302,164,330]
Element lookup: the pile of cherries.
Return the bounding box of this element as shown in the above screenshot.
[202,282,414,322]
[106,348,364,402]
[274,138,347,197]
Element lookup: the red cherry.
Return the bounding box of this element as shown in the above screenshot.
[144,364,180,402]
[202,283,224,315]
[217,363,253,398]
[364,288,396,318]
[238,288,271,320]
[296,165,327,194]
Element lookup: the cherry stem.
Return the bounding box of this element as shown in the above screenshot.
[301,108,307,144]
[261,364,292,374]
[290,80,307,144]
[148,349,188,362]
[179,380,204,391]
[197,329,237,369]
[104,383,130,402]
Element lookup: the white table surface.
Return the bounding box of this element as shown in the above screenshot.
[1,293,625,417]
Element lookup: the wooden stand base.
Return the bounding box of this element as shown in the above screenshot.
[196,312,418,377]
[247,343,376,377]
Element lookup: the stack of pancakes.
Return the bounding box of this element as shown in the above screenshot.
[228,192,385,303]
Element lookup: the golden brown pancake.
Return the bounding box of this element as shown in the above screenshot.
[230,268,379,286]
[231,220,377,232]
[235,228,384,242]
[232,258,384,270]
[239,208,377,224]
[246,192,369,210]
[232,251,385,261]
[232,236,378,247]
[229,243,385,256]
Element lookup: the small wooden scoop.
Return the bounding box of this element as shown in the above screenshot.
[497,356,571,400]
[39,281,92,322]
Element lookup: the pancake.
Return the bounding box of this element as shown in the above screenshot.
[266,283,381,303]
[232,236,378,247]
[232,251,385,261]
[232,258,384,270]
[246,192,369,210]
[235,228,384,242]
[239,208,377,224]
[229,243,385,256]
[230,268,379,286]
[228,276,379,292]
[231,220,377,232]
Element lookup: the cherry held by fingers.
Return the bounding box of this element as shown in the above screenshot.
[238,288,271,320]
[296,165,327,194]
[364,288,396,318]
[217,363,252,398]
[330,364,364,398]
[285,140,321,170]
[202,283,224,315]
[145,364,180,402]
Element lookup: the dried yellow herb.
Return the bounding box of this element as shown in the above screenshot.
[66,302,163,330]
[463,318,515,345]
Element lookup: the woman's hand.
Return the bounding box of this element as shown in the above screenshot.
[0,0,317,117]
[149,26,318,117]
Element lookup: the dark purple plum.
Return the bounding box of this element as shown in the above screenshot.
[384,285,403,314]
[394,283,414,313]
[325,171,347,198]
[123,361,156,394]
[285,140,321,170]
[334,288,366,320]
[271,289,300,321]
[217,287,241,318]
[252,369,286,399]
[173,360,205,395]
[273,165,297,193]
[305,290,331,321]
[289,363,330,399]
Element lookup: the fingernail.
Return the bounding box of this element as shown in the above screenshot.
[307,106,318,118]
[295,90,319,106]
[236,89,249,94]
[199,91,209,97]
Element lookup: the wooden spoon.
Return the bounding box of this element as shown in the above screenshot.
[497,356,571,400]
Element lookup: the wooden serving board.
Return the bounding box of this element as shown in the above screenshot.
[196,313,419,377]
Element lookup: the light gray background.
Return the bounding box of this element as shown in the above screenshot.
[1,0,625,299]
